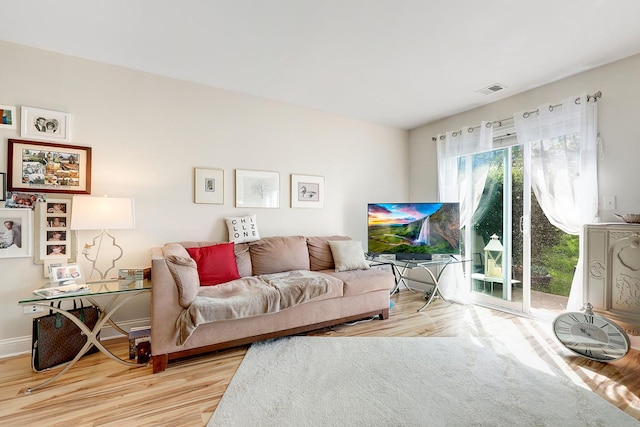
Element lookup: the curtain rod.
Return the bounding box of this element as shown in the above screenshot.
[431,91,602,142]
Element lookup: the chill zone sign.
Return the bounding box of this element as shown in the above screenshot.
[229,216,258,240]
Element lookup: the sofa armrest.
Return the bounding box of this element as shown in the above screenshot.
[151,247,189,355]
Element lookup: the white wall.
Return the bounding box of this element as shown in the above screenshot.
[409,53,640,217]
[0,40,409,356]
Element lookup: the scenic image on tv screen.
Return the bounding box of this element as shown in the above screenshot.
[367,202,460,258]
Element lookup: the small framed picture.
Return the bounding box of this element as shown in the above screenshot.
[0,105,17,130]
[235,169,280,208]
[0,173,6,201]
[44,259,67,278]
[4,191,46,210]
[0,208,32,258]
[21,106,71,142]
[194,167,224,204]
[50,263,84,285]
[291,174,325,208]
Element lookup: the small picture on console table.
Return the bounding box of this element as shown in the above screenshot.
[291,174,324,208]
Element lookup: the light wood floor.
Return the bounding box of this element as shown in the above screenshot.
[1,291,639,426]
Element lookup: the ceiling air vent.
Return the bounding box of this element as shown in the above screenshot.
[476,83,506,95]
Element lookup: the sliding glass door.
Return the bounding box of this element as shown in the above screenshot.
[464,142,527,312]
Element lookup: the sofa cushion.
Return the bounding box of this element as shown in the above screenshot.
[225,214,260,243]
[322,268,394,297]
[327,240,370,272]
[163,243,200,308]
[234,243,252,277]
[186,243,240,286]
[249,236,310,275]
[307,235,351,271]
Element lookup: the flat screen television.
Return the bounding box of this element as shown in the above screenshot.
[367,202,460,260]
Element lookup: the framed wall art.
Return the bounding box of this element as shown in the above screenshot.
[21,106,71,142]
[291,174,325,208]
[0,208,32,258]
[34,197,75,265]
[0,105,17,130]
[7,139,92,194]
[0,173,5,201]
[235,169,280,208]
[194,167,224,204]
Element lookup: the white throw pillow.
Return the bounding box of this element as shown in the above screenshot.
[327,240,370,272]
[225,215,261,243]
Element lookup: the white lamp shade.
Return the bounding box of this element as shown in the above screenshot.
[70,196,135,230]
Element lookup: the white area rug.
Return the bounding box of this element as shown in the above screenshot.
[208,336,639,426]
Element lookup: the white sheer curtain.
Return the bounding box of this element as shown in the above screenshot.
[514,93,599,311]
[436,123,494,303]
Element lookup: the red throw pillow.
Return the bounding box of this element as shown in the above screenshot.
[186,243,240,286]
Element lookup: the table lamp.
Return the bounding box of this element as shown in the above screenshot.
[70,195,135,280]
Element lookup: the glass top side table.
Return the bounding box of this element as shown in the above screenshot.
[18,279,151,394]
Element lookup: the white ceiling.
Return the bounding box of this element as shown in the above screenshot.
[2,0,640,129]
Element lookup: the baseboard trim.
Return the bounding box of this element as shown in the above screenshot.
[0,317,151,359]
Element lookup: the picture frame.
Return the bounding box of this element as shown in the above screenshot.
[21,106,71,142]
[5,191,46,209]
[194,167,224,204]
[34,197,75,265]
[50,263,84,285]
[291,174,325,208]
[44,259,67,279]
[8,139,92,194]
[0,105,17,130]
[235,169,280,208]
[0,173,5,201]
[0,208,32,258]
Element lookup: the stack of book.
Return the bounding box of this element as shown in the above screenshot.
[33,283,91,299]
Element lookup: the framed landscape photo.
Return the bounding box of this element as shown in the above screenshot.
[235,169,280,208]
[291,174,325,208]
[194,167,224,204]
[0,208,32,258]
[21,106,71,142]
[0,105,17,130]
[8,139,92,194]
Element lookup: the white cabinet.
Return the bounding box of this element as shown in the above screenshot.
[584,223,640,335]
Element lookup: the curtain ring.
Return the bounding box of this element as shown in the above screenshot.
[549,105,554,112]
[467,127,474,133]
[575,97,581,105]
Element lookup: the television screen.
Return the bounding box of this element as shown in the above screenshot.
[367,202,460,260]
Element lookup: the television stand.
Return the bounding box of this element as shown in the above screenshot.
[371,255,470,311]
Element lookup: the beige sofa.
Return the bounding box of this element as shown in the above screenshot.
[150,235,394,373]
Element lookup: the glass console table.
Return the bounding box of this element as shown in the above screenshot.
[18,279,151,393]
[368,255,470,312]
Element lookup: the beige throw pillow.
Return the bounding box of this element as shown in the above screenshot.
[327,240,370,272]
